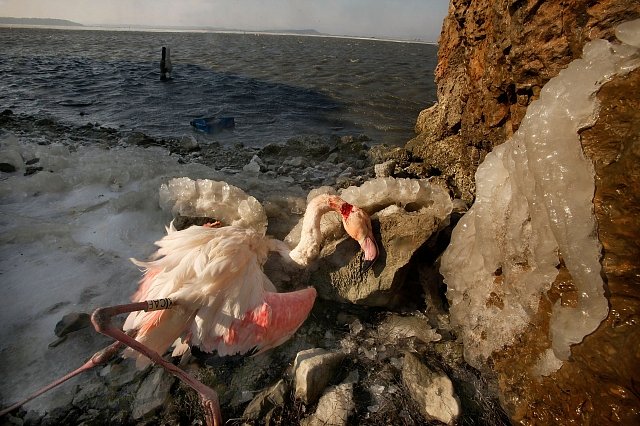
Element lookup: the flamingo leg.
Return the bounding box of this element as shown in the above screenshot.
[0,341,123,418]
[91,300,222,426]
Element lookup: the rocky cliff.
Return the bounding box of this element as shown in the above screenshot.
[406,1,640,424]
[406,0,640,204]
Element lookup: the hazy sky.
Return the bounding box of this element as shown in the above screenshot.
[0,0,449,41]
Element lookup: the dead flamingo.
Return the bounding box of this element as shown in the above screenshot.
[0,193,378,425]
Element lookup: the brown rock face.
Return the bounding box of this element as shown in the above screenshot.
[409,0,640,203]
[490,66,640,426]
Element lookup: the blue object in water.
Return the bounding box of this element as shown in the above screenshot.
[190,116,235,133]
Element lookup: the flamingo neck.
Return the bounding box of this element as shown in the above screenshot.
[289,194,348,266]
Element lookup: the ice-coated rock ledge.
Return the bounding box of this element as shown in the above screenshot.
[441,19,640,372]
[159,177,268,235]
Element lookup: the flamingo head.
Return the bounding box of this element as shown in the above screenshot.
[330,197,379,272]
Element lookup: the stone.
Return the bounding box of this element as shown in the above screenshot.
[243,379,289,421]
[72,381,109,410]
[313,204,449,307]
[54,312,91,337]
[373,160,396,178]
[101,360,146,388]
[302,382,355,426]
[293,348,346,404]
[402,352,460,425]
[132,368,175,419]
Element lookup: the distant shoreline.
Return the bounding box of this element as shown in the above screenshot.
[0,17,82,26]
[0,18,435,45]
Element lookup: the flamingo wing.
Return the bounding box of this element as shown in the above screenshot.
[123,225,303,366]
[199,287,317,356]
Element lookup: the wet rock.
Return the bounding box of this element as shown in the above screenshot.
[132,368,176,419]
[243,379,288,421]
[293,348,346,404]
[302,382,355,426]
[402,352,460,425]
[54,312,91,337]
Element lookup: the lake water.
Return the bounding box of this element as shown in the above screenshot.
[0,27,438,147]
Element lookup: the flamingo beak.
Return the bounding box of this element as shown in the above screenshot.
[360,235,378,273]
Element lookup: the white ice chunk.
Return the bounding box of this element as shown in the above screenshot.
[615,18,640,48]
[284,177,452,249]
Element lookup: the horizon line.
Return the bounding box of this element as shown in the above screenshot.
[0,17,438,44]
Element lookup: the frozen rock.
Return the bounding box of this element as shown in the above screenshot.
[441,31,640,371]
[531,348,565,377]
[293,348,346,404]
[303,382,355,426]
[159,177,268,234]
[132,368,175,419]
[402,352,460,425]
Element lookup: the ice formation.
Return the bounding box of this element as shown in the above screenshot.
[440,19,640,372]
[159,177,268,234]
[285,177,452,248]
